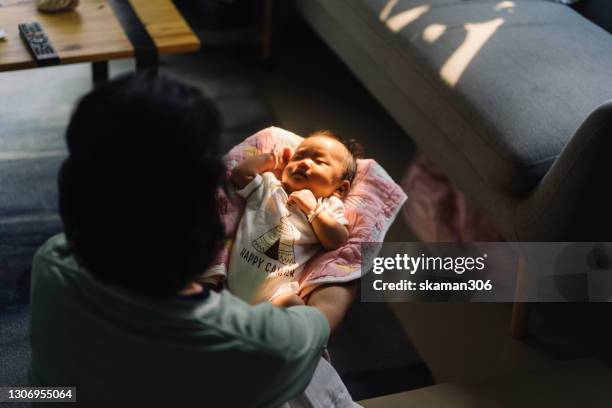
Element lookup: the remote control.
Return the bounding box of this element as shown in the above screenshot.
[19,22,59,66]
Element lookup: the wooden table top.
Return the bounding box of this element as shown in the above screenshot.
[0,0,200,71]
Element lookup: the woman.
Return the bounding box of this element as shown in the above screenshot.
[29,73,356,407]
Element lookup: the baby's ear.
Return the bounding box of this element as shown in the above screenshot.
[335,180,351,198]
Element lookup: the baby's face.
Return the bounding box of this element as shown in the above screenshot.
[282,136,349,198]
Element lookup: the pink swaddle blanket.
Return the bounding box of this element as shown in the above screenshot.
[210,127,407,295]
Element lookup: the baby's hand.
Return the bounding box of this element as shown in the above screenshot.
[271,147,292,179]
[288,189,317,214]
[271,292,305,308]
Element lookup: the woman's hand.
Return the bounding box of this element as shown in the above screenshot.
[271,292,305,308]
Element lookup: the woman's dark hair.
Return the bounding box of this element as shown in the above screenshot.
[58,73,225,296]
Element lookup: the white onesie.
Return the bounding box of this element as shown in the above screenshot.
[227,172,348,303]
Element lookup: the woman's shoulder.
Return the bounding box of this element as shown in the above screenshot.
[36,232,67,253]
[33,233,79,271]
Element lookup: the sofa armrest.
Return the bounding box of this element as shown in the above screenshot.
[516,101,612,241]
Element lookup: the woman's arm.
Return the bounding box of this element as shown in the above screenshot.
[306,281,358,333]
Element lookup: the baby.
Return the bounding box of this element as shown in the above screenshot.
[227,130,361,305]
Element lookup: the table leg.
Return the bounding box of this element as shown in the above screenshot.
[92,61,109,85]
[136,58,158,76]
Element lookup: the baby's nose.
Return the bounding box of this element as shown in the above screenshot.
[297,159,311,169]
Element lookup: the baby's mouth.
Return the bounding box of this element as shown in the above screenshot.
[292,169,307,179]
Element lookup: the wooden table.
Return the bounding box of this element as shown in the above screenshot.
[0,0,200,82]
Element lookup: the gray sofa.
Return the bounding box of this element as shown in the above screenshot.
[294,0,612,241]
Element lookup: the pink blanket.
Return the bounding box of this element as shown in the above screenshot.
[401,155,502,242]
[210,127,407,295]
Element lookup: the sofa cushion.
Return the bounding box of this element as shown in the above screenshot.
[305,0,612,194]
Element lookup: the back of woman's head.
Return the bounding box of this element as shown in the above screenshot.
[59,73,225,296]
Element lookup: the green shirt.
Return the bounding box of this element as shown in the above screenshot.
[29,234,330,407]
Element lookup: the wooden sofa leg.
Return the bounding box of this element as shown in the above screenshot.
[510,256,533,339]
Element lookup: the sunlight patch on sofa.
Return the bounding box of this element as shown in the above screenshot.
[495,1,515,11]
[379,0,399,21]
[423,23,447,43]
[384,5,430,33]
[440,18,504,87]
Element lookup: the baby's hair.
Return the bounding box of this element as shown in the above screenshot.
[308,130,363,186]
